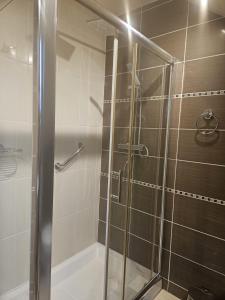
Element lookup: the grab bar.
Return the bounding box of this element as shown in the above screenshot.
[55,142,85,172]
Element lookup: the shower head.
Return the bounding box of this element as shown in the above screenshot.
[127,63,141,87]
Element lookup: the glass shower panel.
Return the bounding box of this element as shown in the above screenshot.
[104,39,135,300]
[124,45,171,299]
[0,0,33,298]
[52,1,174,300]
[51,1,117,299]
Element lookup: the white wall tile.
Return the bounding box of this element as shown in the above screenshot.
[52,214,77,266]
[0,180,15,239]
[52,0,106,267]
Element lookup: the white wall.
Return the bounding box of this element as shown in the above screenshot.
[52,0,106,266]
[0,0,33,295]
[0,0,106,294]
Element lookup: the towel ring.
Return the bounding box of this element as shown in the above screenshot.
[196,109,219,135]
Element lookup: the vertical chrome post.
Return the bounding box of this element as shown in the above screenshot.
[158,62,175,274]
[122,43,138,300]
[30,0,57,299]
[104,38,119,300]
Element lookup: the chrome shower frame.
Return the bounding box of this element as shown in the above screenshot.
[30,0,57,299]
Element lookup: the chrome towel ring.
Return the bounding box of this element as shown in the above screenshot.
[196,109,219,135]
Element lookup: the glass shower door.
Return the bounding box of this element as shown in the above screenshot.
[124,44,173,299]
[103,38,138,300]
[105,40,173,300]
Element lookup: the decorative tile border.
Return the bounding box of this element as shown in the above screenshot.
[101,172,225,206]
[176,89,225,99]
[104,90,225,104]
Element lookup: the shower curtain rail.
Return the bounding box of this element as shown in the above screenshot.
[74,0,175,64]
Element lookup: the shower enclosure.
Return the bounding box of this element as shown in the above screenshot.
[0,0,178,299]
[102,36,175,299]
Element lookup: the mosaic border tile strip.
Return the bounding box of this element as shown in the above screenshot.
[177,90,225,99]
[101,172,225,206]
[104,90,225,104]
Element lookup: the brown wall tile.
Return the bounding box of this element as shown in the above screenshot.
[102,126,110,149]
[128,234,153,268]
[115,102,131,127]
[98,221,124,254]
[188,0,225,26]
[152,247,170,277]
[114,127,130,151]
[131,183,162,215]
[178,130,225,165]
[186,17,225,59]
[99,198,126,230]
[168,281,187,299]
[180,96,225,129]
[99,198,107,222]
[162,279,188,299]
[184,55,225,93]
[101,1,225,294]
[170,99,181,129]
[142,0,172,12]
[129,209,158,242]
[133,156,175,188]
[173,62,184,95]
[116,73,131,99]
[140,128,177,159]
[139,30,186,69]
[102,127,130,151]
[104,76,112,100]
[106,36,114,52]
[172,224,225,274]
[140,100,168,128]
[101,150,109,173]
[105,47,133,76]
[103,103,111,126]
[98,220,106,245]
[139,47,166,70]
[105,51,113,77]
[174,194,225,240]
[160,249,170,278]
[103,102,131,128]
[176,161,225,199]
[141,0,188,38]
[100,175,108,198]
[140,67,164,97]
[170,254,225,298]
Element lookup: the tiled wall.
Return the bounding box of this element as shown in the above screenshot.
[52,0,106,266]
[98,0,225,299]
[0,0,106,295]
[0,0,33,295]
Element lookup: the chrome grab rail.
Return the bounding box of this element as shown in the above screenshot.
[55,142,85,171]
